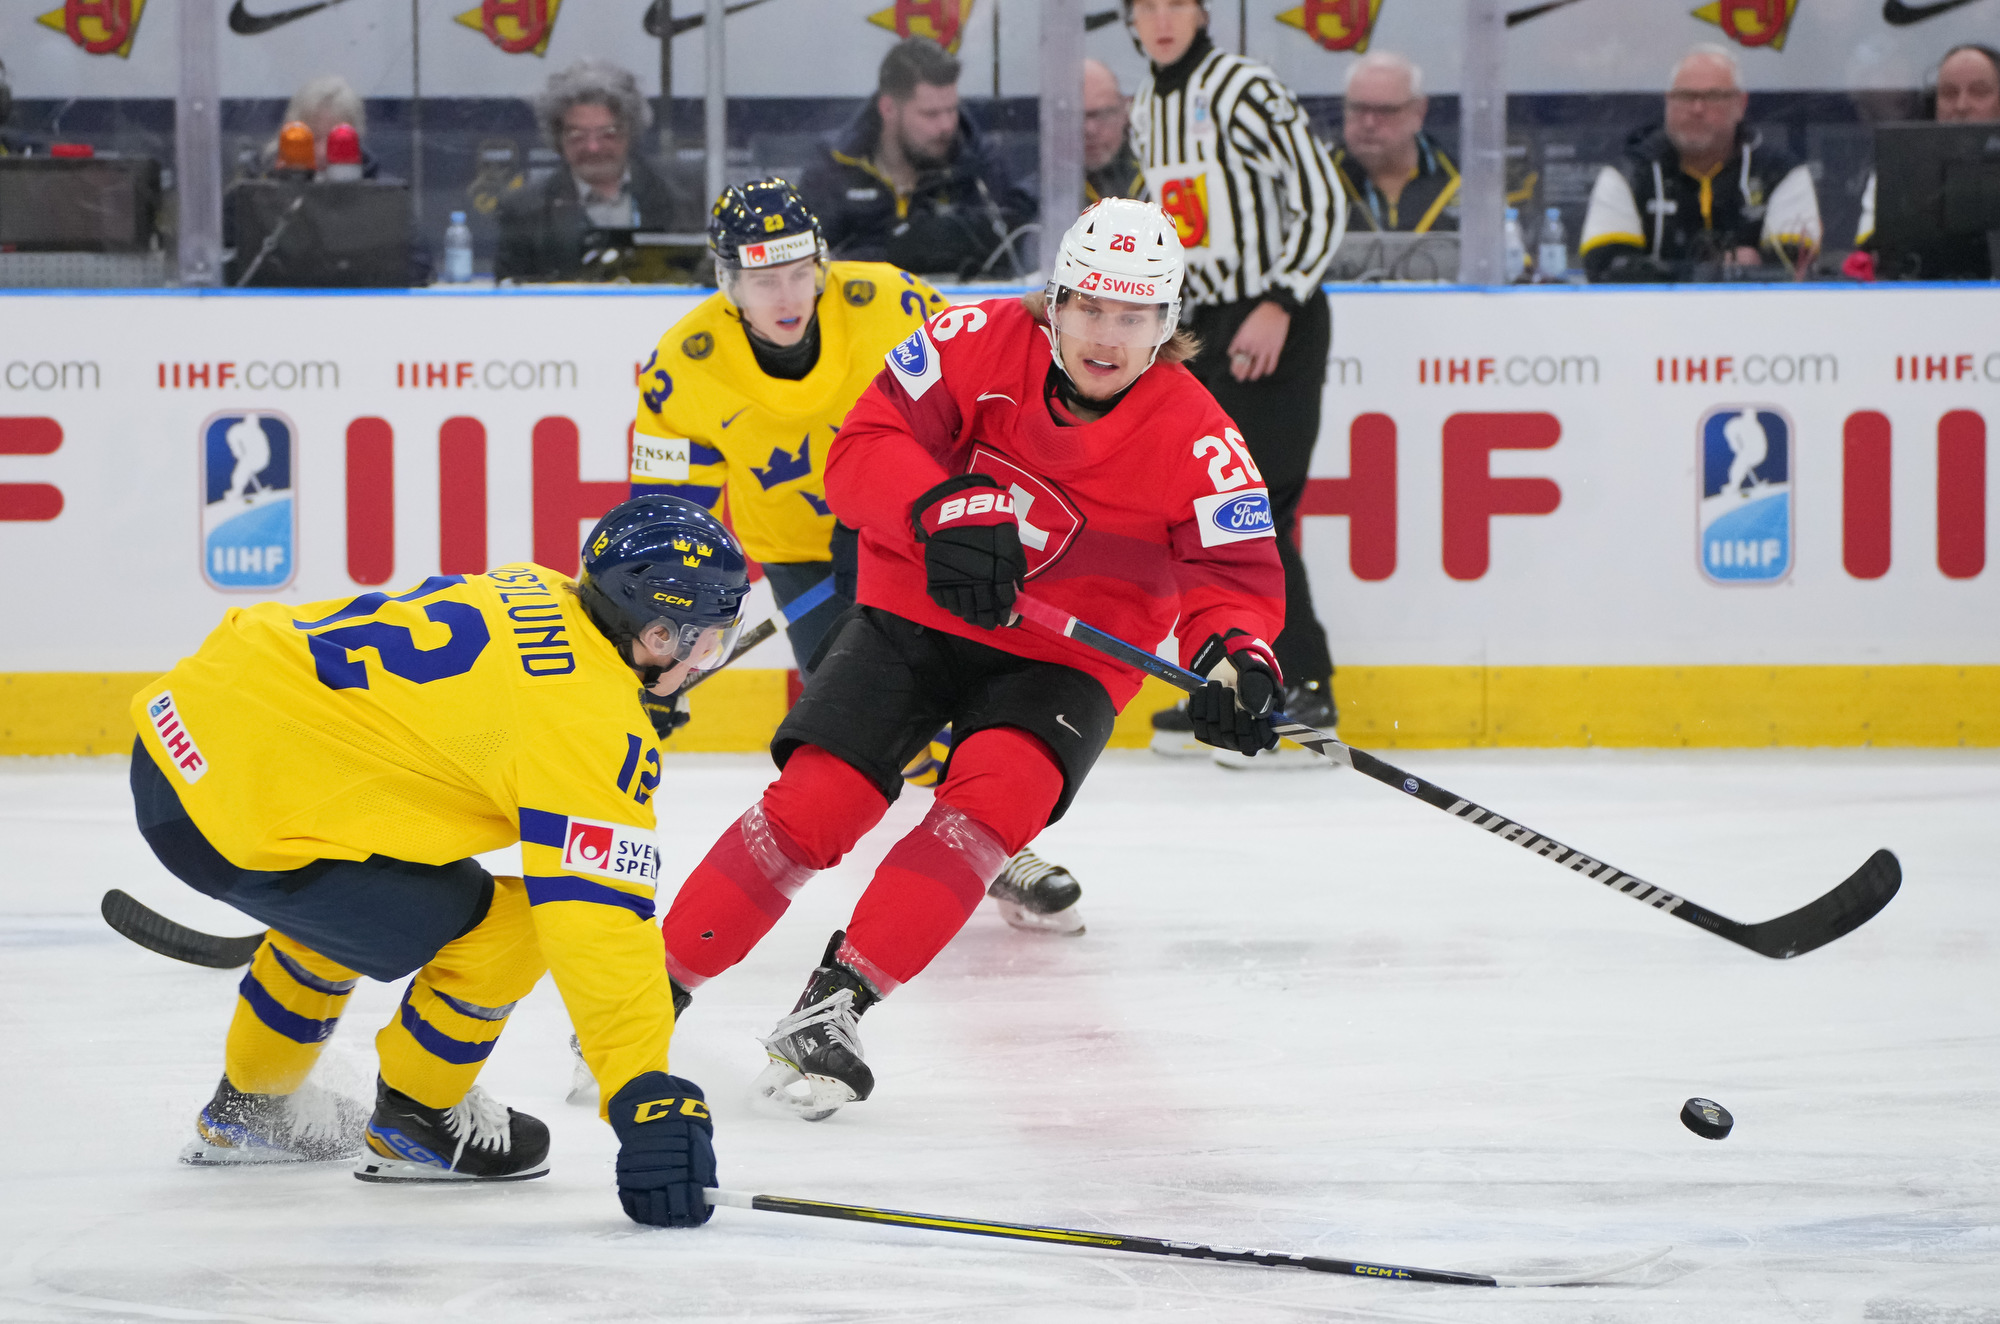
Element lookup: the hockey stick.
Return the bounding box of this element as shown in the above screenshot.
[1011,595,1900,960]
[704,1190,1668,1287]
[101,889,264,969]
[102,615,788,969]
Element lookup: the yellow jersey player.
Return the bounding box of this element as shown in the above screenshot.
[130,495,745,1229]
[631,177,1089,935]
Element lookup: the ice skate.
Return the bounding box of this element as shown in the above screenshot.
[1214,678,1340,771]
[988,848,1085,935]
[180,1074,369,1165]
[751,932,878,1122]
[1149,699,1207,757]
[353,1076,550,1182]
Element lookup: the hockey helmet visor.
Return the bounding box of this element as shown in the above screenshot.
[1048,289,1176,348]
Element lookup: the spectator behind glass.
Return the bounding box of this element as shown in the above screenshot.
[267,76,371,174]
[0,56,16,156]
[1580,44,1821,281]
[495,58,678,282]
[1333,51,1458,233]
[1853,44,2000,258]
[799,37,1037,279]
[1084,59,1141,202]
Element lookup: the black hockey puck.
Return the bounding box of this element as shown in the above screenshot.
[1681,1097,1733,1140]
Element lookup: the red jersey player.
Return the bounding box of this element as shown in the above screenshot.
[658,198,1287,1119]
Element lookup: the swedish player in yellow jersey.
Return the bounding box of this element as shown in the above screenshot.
[130,496,745,1228]
[632,178,1088,935]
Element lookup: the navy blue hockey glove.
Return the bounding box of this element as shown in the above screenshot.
[911,474,1026,630]
[1185,630,1283,756]
[608,1072,716,1228]
[640,685,690,740]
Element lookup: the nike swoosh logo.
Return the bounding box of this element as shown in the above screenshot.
[720,409,748,428]
[1506,0,1588,24]
[977,392,1016,404]
[1055,714,1082,738]
[228,0,349,35]
[1883,0,1987,23]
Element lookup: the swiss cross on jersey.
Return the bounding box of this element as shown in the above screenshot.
[968,444,1085,579]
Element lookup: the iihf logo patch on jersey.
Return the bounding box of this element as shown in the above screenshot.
[1698,405,1792,584]
[200,411,297,592]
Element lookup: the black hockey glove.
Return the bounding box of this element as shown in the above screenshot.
[910,474,1026,630]
[608,1071,716,1228]
[1185,630,1283,756]
[640,685,690,740]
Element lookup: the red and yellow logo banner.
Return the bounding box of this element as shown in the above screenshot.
[1691,0,1798,50]
[1276,0,1382,54]
[867,0,975,54]
[36,0,147,58]
[455,0,564,56]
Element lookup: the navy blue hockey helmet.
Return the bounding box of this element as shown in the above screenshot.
[708,177,826,291]
[577,495,750,675]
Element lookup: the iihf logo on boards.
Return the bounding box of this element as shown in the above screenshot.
[1698,405,1792,584]
[200,411,297,590]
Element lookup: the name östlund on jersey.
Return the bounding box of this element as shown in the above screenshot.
[200,411,297,591]
[1698,404,1793,584]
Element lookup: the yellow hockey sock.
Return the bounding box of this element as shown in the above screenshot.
[223,932,360,1096]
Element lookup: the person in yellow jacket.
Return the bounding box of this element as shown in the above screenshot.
[630,177,1089,935]
[130,495,746,1228]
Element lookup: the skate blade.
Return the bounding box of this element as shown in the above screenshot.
[993,895,1086,936]
[1148,730,1208,758]
[180,1137,336,1166]
[565,1063,599,1107]
[352,1157,550,1184]
[1212,742,1338,771]
[750,1061,855,1123]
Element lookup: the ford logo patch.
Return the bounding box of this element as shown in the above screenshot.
[1211,492,1273,535]
[891,333,928,374]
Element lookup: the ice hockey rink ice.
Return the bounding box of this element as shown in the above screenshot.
[2,747,1995,1322]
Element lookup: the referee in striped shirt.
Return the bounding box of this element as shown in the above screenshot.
[1128,0,1346,757]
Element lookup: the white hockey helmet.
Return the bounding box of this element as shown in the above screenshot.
[1043,199,1186,372]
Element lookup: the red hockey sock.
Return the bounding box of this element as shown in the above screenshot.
[660,746,888,987]
[843,727,1064,993]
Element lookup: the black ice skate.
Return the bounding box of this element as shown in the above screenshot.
[353,1076,550,1182]
[988,848,1086,935]
[181,1074,369,1165]
[752,932,879,1122]
[1148,698,1206,758]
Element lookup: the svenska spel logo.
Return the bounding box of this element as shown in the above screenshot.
[200,411,297,591]
[1698,404,1792,584]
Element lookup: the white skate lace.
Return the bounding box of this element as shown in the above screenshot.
[1000,848,1065,890]
[442,1085,513,1156]
[760,988,864,1066]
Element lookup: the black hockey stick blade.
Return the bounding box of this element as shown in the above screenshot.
[705,1190,1667,1287]
[1729,847,1901,959]
[1011,595,1899,960]
[101,889,264,968]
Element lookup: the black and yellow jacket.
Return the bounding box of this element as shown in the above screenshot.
[1332,133,1459,233]
[797,105,1037,280]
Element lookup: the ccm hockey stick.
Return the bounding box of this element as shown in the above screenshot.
[104,614,786,969]
[704,1190,1668,1287]
[1012,595,1900,960]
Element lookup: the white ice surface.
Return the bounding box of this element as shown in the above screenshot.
[1,749,1996,1322]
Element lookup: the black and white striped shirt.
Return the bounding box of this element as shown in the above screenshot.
[1129,35,1345,310]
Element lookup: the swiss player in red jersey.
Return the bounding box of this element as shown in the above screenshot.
[658,199,1287,1119]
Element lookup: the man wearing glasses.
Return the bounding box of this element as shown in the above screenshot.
[1580,44,1820,281]
[496,59,685,282]
[1333,52,1458,234]
[1084,59,1143,203]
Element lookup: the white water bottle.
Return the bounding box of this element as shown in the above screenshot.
[1504,207,1527,282]
[443,210,474,284]
[1537,206,1568,282]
